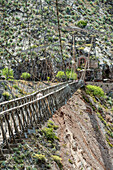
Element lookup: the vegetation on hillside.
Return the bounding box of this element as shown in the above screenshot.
[56,69,77,81]
[0,120,62,170]
[86,85,104,97]
[0,0,112,80]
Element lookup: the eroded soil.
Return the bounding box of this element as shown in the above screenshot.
[53,90,113,170]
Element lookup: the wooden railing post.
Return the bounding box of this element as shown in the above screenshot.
[25,106,33,127]
[38,100,43,122]
[10,111,20,139]
[36,101,42,122]
[0,148,5,159]
[21,107,28,129]
[0,116,7,142]
[43,98,50,118]
[46,96,52,116]
[31,103,39,124]
[29,104,37,125]
[0,116,11,151]
[41,99,48,121]
[53,93,58,111]
[16,109,25,132]
[5,113,16,143]
[45,98,51,117]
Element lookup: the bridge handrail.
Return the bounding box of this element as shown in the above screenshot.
[0,81,71,111]
[0,81,75,116]
[0,80,84,157]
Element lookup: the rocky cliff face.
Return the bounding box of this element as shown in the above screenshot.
[53,89,113,170]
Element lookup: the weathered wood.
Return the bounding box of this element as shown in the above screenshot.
[40,100,45,122]
[5,113,16,143]
[0,116,6,142]
[45,98,51,117]
[29,104,33,123]
[21,107,28,128]
[25,106,33,127]
[32,103,38,124]
[46,96,52,116]
[0,148,5,159]
[16,110,25,132]
[36,101,41,122]
[42,98,49,118]
[38,100,43,122]
[41,99,48,121]
[52,93,58,111]
[11,111,20,138]
[29,104,37,125]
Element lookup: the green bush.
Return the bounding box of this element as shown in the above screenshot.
[47,120,58,130]
[110,39,113,44]
[2,68,14,80]
[2,91,11,100]
[51,155,62,162]
[41,127,59,141]
[56,70,77,80]
[86,85,104,97]
[77,20,87,28]
[51,155,63,169]
[8,76,14,80]
[95,0,99,5]
[33,154,46,163]
[56,71,65,79]
[21,72,31,80]
[66,69,77,80]
[13,84,19,89]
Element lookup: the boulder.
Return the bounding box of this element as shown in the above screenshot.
[105,114,112,123]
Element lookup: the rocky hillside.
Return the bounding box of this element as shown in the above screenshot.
[0,0,113,78]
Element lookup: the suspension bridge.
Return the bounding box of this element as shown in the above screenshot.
[0,79,84,159]
[0,22,95,159]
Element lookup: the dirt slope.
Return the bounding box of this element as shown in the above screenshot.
[53,90,113,170]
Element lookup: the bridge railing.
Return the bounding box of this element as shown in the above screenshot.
[0,80,84,155]
[0,81,71,113]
